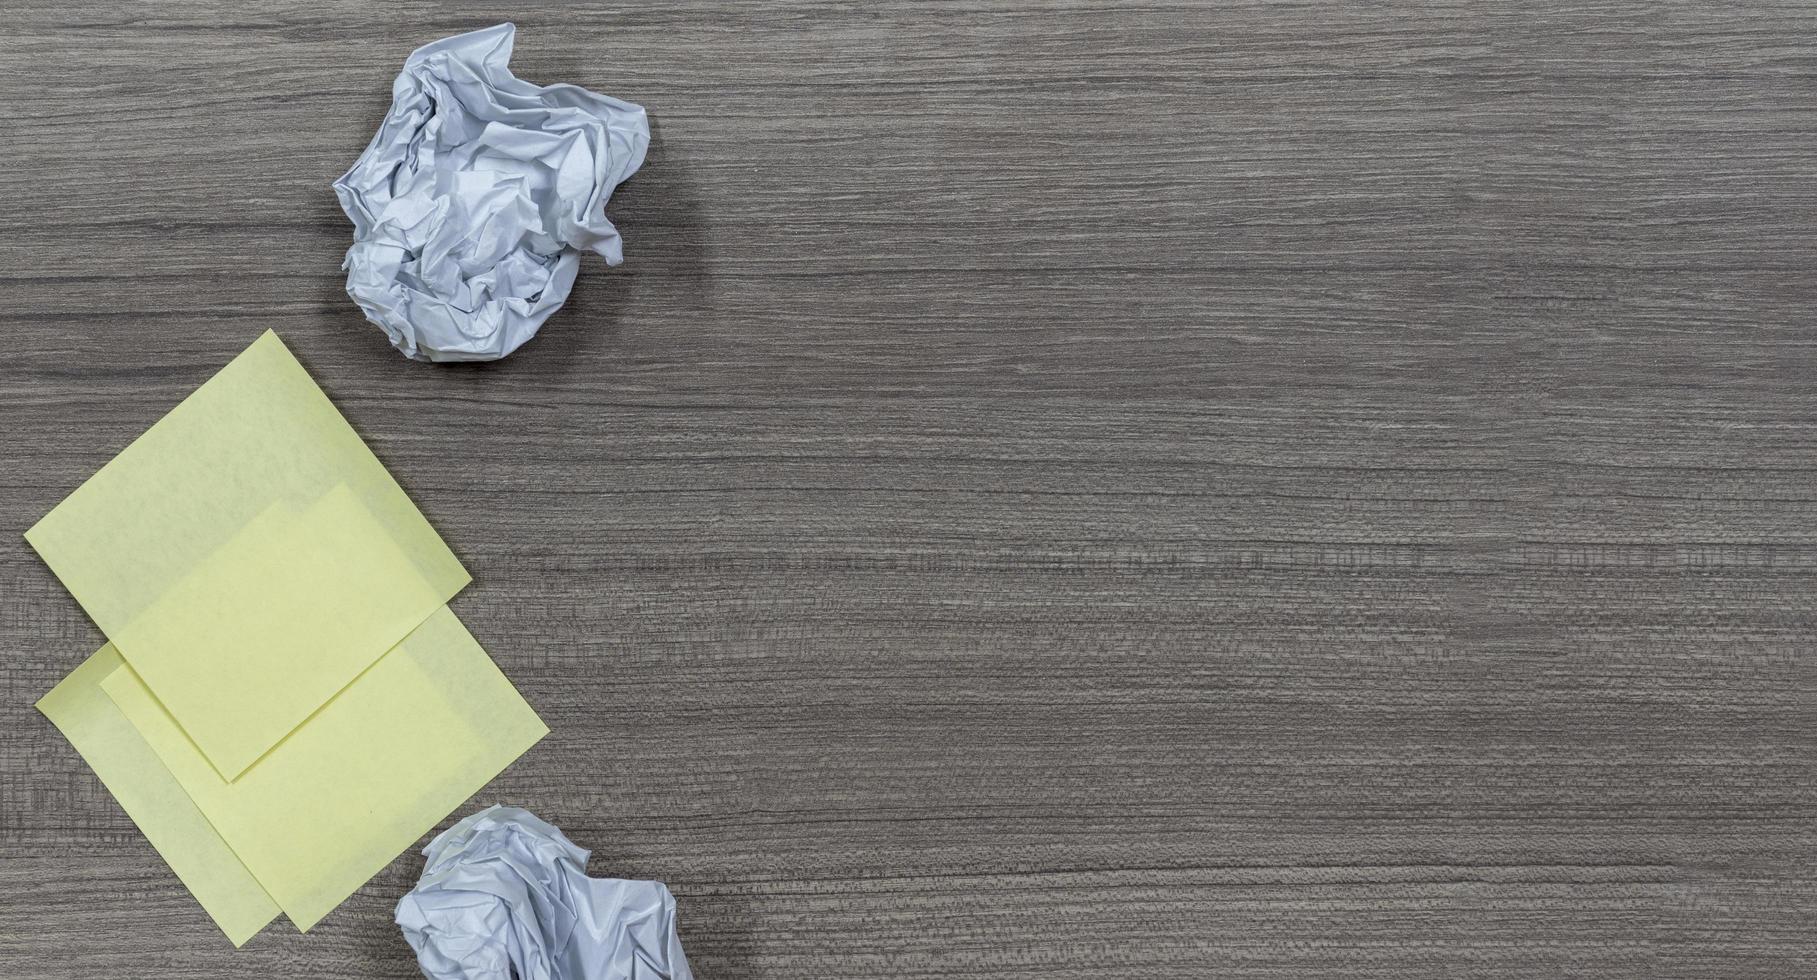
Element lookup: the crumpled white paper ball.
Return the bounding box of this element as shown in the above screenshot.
[396,805,693,980]
[333,23,649,362]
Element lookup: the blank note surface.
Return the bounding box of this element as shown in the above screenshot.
[25,331,469,779]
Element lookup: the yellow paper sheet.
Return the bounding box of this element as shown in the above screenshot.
[36,646,280,947]
[109,484,444,779]
[102,606,548,931]
[25,331,469,780]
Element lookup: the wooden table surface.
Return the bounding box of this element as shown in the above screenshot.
[3,3,1815,977]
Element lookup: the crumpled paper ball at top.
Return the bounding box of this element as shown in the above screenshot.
[334,23,649,362]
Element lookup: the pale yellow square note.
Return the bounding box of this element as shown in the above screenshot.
[36,646,281,947]
[26,331,469,779]
[101,606,548,931]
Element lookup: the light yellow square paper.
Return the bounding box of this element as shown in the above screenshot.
[25,331,469,780]
[37,646,281,947]
[103,606,547,931]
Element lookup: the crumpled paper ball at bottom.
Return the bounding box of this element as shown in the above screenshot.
[333,23,649,362]
[397,805,692,980]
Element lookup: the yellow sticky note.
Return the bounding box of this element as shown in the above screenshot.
[26,331,469,780]
[37,646,281,947]
[103,606,548,931]
[109,484,444,779]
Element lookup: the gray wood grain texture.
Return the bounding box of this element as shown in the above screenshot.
[2,1,1815,976]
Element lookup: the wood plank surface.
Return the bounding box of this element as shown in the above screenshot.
[2,2,1814,976]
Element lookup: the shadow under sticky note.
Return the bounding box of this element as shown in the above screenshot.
[24,331,469,780]
[36,647,281,947]
[101,606,548,932]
